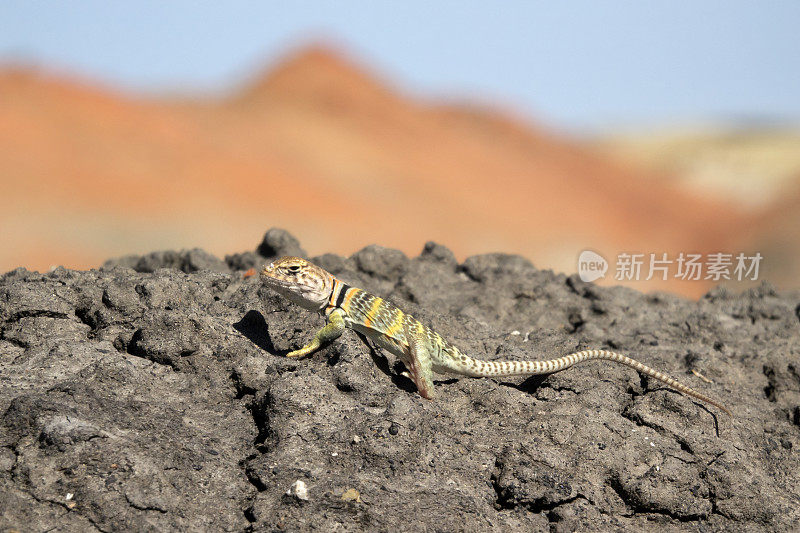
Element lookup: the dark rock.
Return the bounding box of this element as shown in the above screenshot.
[256,228,306,259]
[100,254,140,270]
[352,244,408,281]
[461,253,536,282]
[312,253,351,276]
[419,241,457,267]
[1,236,799,531]
[225,251,261,271]
[103,248,229,274]
[180,248,229,273]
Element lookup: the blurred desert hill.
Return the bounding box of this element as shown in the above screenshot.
[596,127,800,291]
[597,126,800,208]
[0,45,779,297]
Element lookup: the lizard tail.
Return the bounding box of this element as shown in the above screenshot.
[459,349,731,415]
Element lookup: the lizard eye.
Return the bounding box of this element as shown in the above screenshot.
[287,265,301,273]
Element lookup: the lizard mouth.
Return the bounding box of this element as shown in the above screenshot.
[261,272,286,286]
[260,270,306,297]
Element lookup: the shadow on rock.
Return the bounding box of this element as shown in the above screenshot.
[234,310,280,355]
[354,331,418,394]
[516,374,549,393]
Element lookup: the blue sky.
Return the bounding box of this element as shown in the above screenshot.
[2,1,799,132]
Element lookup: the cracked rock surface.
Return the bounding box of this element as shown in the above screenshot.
[1,229,799,531]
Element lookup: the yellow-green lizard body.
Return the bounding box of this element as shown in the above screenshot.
[260,256,730,415]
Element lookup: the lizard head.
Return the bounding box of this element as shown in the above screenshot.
[260,256,334,311]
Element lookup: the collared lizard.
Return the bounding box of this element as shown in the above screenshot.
[259,256,731,415]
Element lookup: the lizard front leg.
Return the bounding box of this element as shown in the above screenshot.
[287,309,346,358]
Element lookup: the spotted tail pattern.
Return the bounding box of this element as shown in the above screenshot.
[260,256,731,415]
[449,348,732,415]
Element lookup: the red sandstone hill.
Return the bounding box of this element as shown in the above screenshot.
[0,46,751,296]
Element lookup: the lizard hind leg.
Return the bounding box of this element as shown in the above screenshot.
[402,320,436,400]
